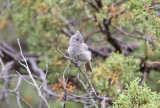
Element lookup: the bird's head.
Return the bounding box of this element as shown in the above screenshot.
[69,31,84,45]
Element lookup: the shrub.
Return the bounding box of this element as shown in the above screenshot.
[91,52,141,97]
[113,78,160,108]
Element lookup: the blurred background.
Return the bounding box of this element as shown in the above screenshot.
[0,0,160,108]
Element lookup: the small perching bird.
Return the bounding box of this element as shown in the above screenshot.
[67,31,92,72]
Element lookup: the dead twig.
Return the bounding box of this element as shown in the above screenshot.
[62,62,70,108]
[0,0,12,15]
[17,39,50,108]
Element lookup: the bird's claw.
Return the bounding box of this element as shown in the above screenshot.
[71,61,81,67]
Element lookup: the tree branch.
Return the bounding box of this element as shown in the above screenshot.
[103,19,123,53]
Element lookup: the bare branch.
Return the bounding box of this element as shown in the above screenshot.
[0,57,5,76]
[84,0,99,11]
[14,77,23,108]
[84,5,95,21]
[56,62,70,108]
[0,0,12,15]
[62,62,70,108]
[62,28,72,37]
[9,77,32,108]
[95,0,102,8]
[103,19,123,53]
[85,30,101,41]
[56,34,73,61]
[111,24,146,40]
[17,39,50,108]
[10,90,32,108]
[76,66,98,98]
[77,73,98,108]
[39,54,48,89]
[0,61,14,105]
[16,71,35,86]
[68,0,76,9]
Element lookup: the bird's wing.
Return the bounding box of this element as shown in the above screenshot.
[81,43,89,51]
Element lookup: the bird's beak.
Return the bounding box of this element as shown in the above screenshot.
[80,41,84,43]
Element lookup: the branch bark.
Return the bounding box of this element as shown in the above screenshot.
[103,19,123,53]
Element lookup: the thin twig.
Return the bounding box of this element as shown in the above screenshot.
[10,91,33,108]
[84,0,99,11]
[56,34,73,61]
[17,39,50,108]
[85,30,101,41]
[84,4,95,20]
[0,61,14,105]
[77,73,98,108]
[39,54,48,89]
[63,62,70,108]
[68,0,76,9]
[15,77,23,108]
[16,71,35,86]
[111,24,146,39]
[0,0,11,15]
[0,57,5,75]
[9,77,33,108]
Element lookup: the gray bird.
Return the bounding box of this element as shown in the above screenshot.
[67,31,92,72]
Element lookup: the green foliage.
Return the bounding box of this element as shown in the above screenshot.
[146,70,160,92]
[9,0,160,86]
[125,0,160,38]
[11,0,75,83]
[113,78,160,108]
[105,52,141,83]
[148,46,160,61]
[92,52,141,97]
[3,0,160,106]
[1,0,160,107]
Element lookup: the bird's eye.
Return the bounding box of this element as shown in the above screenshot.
[76,39,79,41]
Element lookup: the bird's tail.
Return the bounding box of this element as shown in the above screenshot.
[85,61,92,72]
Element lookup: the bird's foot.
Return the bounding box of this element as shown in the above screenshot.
[72,61,87,67]
[71,61,80,67]
[73,61,86,67]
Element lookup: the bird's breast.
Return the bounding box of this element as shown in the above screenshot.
[67,46,91,61]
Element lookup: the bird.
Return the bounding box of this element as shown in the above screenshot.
[67,31,92,72]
